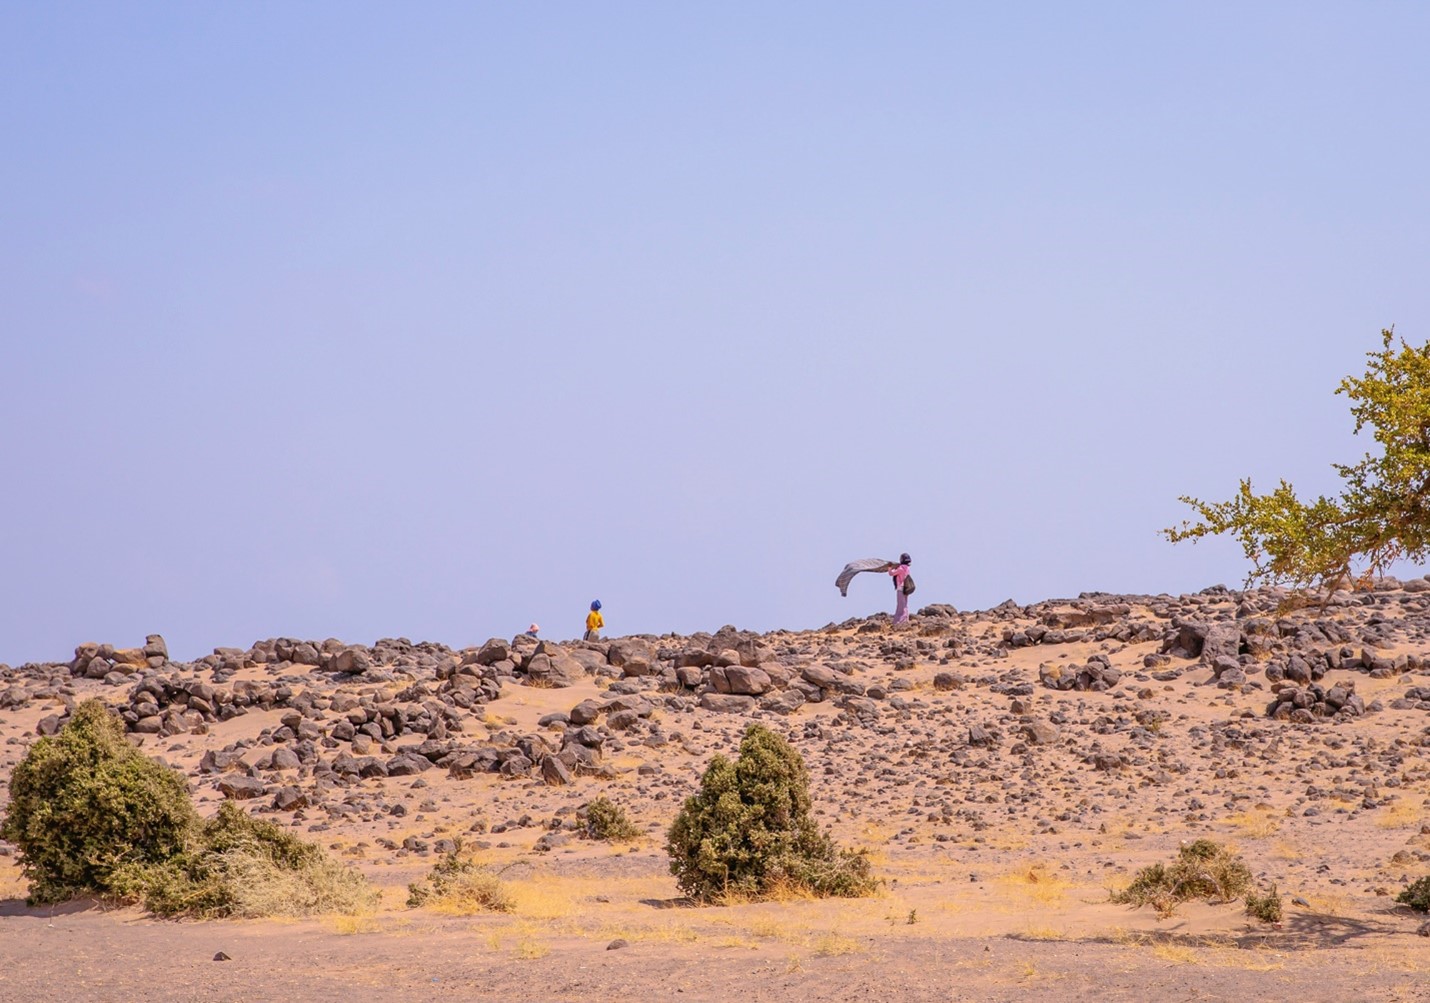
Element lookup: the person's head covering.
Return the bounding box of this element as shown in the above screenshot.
[528,623,540,633]
[591,600,602,611]
[899,553,911,565]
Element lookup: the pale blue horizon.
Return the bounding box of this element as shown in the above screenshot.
[3,2,1428,663]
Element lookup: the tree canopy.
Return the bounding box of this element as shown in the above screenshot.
[1165,329,1430,593]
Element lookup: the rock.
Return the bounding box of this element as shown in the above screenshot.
[606,638,656,670]
[540,754,573,786]
[1019,720,1059,745]
[569,699,603,725]
[474,638,510,666]
[269,747,301,771]
[721,665,772,696]
[607,709,641,731]
[801,665,838,689]
[524,651,584,688]
[761,689,806,715]
[386,753,433,776]
[533,832,571,852]
[143,634,168,660]
[699,693,756,714]
[334,648,372,674]
[607,939,629,951]
[273,786,308,811]
[218,776,267,800]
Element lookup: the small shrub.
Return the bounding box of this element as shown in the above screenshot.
[1112,840,1253,917]
[1244,884,1283,923]
[1397,876,1430,913]
[0,700,197,904]
[584,797,639,842]
[120,802,376,918]
[666,724,877,903]
[0,700,373,917]
[407,850,514,913]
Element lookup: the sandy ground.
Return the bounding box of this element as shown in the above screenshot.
[2,589,1429,1001]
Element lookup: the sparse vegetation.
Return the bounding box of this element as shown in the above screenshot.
[1397,875,1430,913]
[1165,329,1430,593]
[1,700,196,905]
[118,801,376,918]
[583,797,640,842]
[666,724,877,903]
[407,849,514,914]
[1244,884,1284,924]
[0,700,373,917]
[1111,840,1253,917]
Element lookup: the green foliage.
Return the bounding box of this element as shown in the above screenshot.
[0,700,196,904]
[1112,839,1253,918]
[665,724,877,903]
[1244,883,1283,923]
[1397,875,1430,913]
[0,700,372,917]
[583,797,640,842]
[406,849,513,913]
[1165,329,1430,592]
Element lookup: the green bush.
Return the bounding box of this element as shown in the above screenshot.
[665,723,876,903]
[584,797,640,841]
[1,699,373,917]
[1397,876,1430,913]
[1244,883,1283,923]
[1112,839,1253,917]
[0,700,197,904]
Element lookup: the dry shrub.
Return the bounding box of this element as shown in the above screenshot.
[1111,840,1252,917]
[407,850,514,914]
[117,802,376,918]
[1244,884,1283,923]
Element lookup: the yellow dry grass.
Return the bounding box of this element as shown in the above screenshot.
[1224,807,1281,839]
[1151,943,1201,964]
[1354,944,1429,975]
[515,938,549,959]
[812,933,863,957]
[1271,839,1301,862]
[1304,892,1352,918]
[1018,925,1067,941]
[992,864,1074,908]
[1207,946,1287,972]
[1375,801,1424,830]
[328,913,380,935]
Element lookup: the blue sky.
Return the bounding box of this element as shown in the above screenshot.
[3,3,1428,662]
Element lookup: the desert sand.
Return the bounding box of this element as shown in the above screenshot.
[2,582,1428,1002]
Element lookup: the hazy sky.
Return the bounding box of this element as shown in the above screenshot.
[4,3,1428,663]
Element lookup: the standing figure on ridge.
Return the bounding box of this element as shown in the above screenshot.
[889,553,913,625]
[584,600,603,641]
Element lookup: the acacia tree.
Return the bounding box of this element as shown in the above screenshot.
[1165,329,1430,593]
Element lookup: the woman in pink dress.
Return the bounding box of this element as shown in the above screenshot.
[889,553,912,624]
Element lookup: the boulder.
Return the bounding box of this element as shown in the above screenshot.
[699,693,756,714]
[540,754,573,786]
[524,651,584,688]
[218,776,267,800]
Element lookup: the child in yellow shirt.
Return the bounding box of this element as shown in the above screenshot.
[584,600,604,641]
